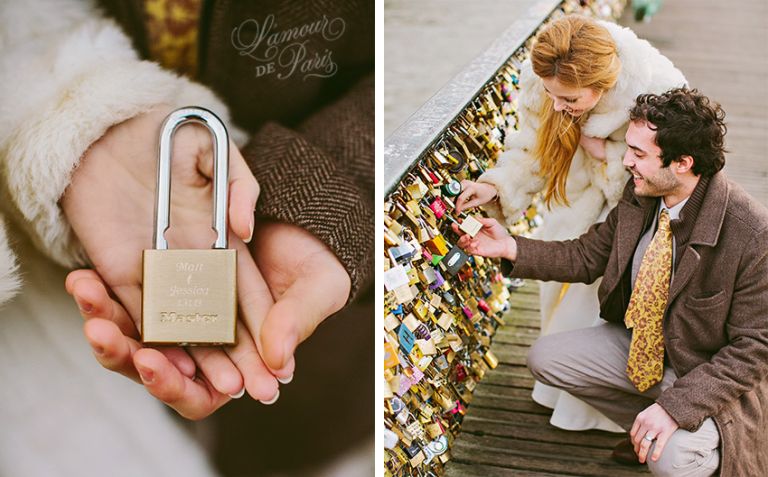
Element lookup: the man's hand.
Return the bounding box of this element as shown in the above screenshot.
[630,403,680,464]
[451,217,517,260]
[455,180,498,213]
[61,107,281,415]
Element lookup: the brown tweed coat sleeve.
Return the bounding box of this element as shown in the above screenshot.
[242,74,374,300]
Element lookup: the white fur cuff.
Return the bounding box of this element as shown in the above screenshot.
[478,166,535,227]
[3,59,192,267]
[0,217,20,307]
[3,60,241,268]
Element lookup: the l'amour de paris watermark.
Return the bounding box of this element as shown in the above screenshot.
[231,14,345,81]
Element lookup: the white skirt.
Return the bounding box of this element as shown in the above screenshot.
[0,229,217,477]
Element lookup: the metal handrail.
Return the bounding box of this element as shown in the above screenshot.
[383,0,561,194]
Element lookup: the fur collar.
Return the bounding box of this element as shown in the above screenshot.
[517,20,687,139]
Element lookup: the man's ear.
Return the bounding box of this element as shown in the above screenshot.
[675,155,695,174]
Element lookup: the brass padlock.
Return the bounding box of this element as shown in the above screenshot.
[141,107,237,345]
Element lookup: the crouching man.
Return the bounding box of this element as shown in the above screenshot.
[453,88,768,476]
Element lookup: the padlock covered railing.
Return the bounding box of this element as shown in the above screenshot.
[382,1,626,476]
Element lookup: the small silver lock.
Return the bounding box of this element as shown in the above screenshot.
[141,107,237,345]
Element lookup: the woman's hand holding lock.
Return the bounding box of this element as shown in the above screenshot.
[62,107,280,418]
[62,107,352,420]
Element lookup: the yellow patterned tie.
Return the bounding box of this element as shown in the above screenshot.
[144,0,202,77]
[625,209,673,392]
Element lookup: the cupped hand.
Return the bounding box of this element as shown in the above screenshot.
[66,220,352,414]
[451,217,517,260]
[66,268,279,419]
[247,221,351,375]
[455,180,497,213]
[61,106,279,415]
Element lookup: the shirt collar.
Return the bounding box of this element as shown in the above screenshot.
[660,196,689,221]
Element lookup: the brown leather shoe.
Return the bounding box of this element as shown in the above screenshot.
[611,438,643,466]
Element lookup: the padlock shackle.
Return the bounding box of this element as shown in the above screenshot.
[154,107,230,250]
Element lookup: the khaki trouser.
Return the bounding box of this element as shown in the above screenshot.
[526,322,720,477]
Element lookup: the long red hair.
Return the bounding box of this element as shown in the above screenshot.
[531,15,621,207]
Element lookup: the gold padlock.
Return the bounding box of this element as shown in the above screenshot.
[141,107,237,345]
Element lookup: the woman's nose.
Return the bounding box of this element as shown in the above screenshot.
[553,99,567,112]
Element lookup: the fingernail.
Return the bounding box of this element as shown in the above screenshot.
[277,374,293,385]
[281,334,298,370]
[260,389,280,405]
[76,299,93,314]
[137,365,154,384]
[228,387,246,399]
[245,217,254,243]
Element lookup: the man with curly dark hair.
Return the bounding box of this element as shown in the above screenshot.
[452,87,768,477]
[629,88,726,177]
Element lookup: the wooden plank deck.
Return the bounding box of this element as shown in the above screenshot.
[445,1,767,475]
[445,282,648,477]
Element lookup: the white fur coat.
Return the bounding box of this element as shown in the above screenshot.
[479,20,687,241]
[0,1,251,475]
[0,0,246,307]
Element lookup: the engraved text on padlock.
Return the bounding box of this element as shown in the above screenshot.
[141,107,237,345]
